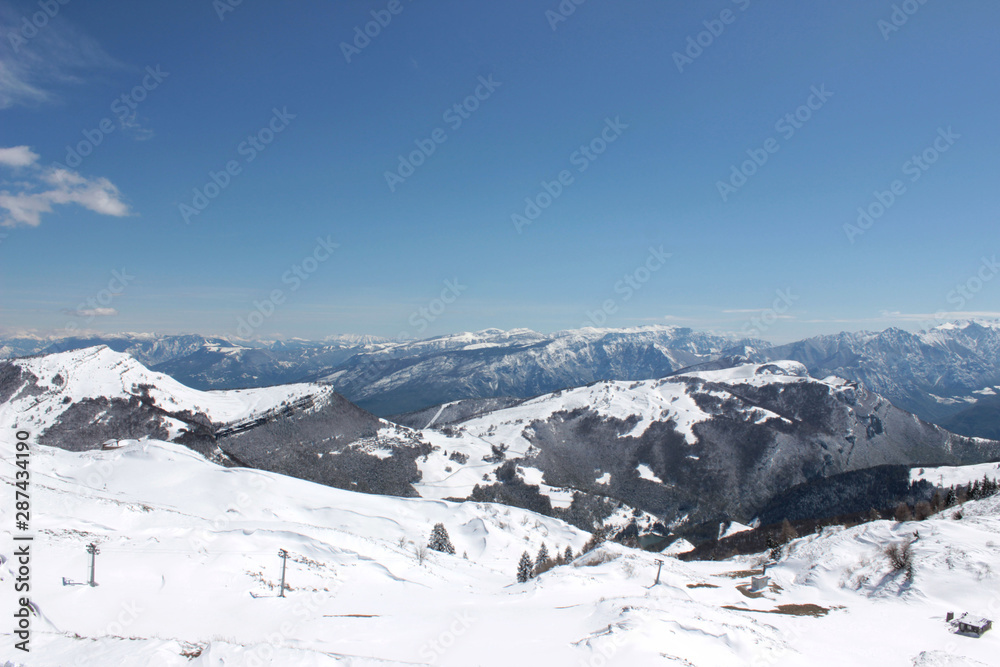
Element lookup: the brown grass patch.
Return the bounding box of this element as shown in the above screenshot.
[720,569,763,579]
[723,604,838,617]
[686,583,720,589]
[735,584,765,599]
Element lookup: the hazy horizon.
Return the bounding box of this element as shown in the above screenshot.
[2,1,998,345]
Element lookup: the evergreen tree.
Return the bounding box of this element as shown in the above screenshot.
[945,487,958,508]
[982,475,997,497]
[427,523,455,554]
[536,543,549,565]
[766,534,781,561]
[564,546,574,562]
[517,552,534,583]
[581,524,609,554]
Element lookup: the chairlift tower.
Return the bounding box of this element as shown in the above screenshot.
[86,543,100,587]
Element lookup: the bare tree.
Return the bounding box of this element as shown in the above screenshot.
[884,537,915,580]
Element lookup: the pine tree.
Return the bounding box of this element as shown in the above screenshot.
[536,543,549,565]
[945,487,958,507]
[564,546,574,562]
[982,475,997,497]
[517,552,534,583]
[766,534,781,561]
[581,524,609,554]
[427,523,455,554]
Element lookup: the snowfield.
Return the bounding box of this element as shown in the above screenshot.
[911,462,1000,488]
[2,434,1000,666]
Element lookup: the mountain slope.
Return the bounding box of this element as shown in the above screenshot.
[0,346,437,497]
[6,347,998,537]
[410,361,1000,529]
[763,320,1000,423]
[314,326,759,415]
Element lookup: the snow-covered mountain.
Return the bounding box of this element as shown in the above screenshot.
[0,327,757,416]
[3,433,1000,665]
[313,325,760,415]
[30,333,388,390]
[0,346,332,452]
[762,320,1000,426]
[5,347,998,536]
[7,321,1000,438]
[0,346,442,500]
[409,360,1000,531]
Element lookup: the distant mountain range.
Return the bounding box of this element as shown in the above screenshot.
[756,320,1000,438]
[4,320,1000,438]
[4,345,996,538]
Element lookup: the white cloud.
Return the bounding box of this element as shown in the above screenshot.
[64,307,118,318]
[0,4,123,109]
[0,148,131,227]
[0,58,49,108]
[880,310,1000,322]
[0,145,39,167]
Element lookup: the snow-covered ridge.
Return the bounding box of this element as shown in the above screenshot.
[410,361,855,504]
[0,345,332,435]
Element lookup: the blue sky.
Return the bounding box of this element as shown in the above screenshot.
[1,0,998,343]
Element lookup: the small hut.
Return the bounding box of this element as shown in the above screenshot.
[951,613,992,637]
